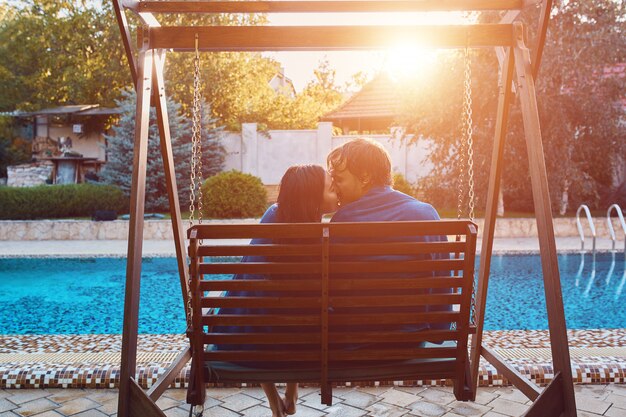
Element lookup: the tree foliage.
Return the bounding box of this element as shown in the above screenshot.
[99,89,225,212]
[397,0,625,214]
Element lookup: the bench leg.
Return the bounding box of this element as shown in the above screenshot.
[186,359,206,406]
[321,382,333,406]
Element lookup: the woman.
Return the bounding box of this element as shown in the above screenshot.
[222,164,339,417]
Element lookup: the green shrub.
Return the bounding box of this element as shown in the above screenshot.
[0,184,127,220]
[393,173,416,197]
[201,170,267,219]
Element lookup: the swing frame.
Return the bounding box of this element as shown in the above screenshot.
[111,1,576,416]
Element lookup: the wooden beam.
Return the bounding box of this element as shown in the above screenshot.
[147,347,192,401]
[112,0,137,87]
[469,47,515,399]
[481,345,541,401]
[117,43,153,417]
[523,372,565,417]
[150,24,514,51]
[129,378,167,417]
[132,1,528,14]
[512,22,576,416]
[531,0,552,79]
[152,51,193,328]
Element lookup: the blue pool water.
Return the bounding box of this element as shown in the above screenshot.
[0,253,624,334]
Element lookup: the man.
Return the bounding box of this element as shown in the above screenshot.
[328,138,441,223]
[327,137,450,335]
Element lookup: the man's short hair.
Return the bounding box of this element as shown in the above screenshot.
[327,138,392,187]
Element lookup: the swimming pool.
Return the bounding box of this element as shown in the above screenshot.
[1,253,624,334]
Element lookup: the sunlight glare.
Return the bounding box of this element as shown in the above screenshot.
[384,44,439,82]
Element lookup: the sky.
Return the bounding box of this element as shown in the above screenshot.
[265,11,469,92]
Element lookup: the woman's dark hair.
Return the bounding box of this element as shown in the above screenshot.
[276,164,326,223]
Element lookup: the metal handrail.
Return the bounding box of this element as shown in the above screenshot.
[576,204,596,254]
[607,204,626,255]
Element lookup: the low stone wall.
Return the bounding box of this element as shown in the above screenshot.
[7,161,54,187]
[0,217,614,241]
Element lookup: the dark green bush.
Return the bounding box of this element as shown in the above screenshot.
[0,184,127,220]
[393,173,416,197]
[201,170,267,219]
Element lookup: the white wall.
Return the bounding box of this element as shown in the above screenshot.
[221,122,434,185]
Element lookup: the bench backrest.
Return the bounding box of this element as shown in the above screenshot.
[188,220,477,381]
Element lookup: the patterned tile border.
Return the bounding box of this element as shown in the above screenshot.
[1,330,625,390]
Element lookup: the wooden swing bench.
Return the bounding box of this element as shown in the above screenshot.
[186,220,477,406]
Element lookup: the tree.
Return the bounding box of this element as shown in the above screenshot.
[99,89,225,212]
[0,1,129,111]
[397,1,626,214]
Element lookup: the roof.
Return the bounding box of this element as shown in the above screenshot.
[26,105,121,116]
[323,73,399,121]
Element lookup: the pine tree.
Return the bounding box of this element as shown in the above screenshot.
[100,89,225,212]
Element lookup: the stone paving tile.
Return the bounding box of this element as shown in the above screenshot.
[154,396,181,411]
[574,384,611,401]
[161,389,188,402]
[365,401,408,417]
[82,390,116,405]
[447,401,492,416]
[0,400,17,413]
[6,391,51,406]
[485,398,528,417]
[239,404,272,417]
[415,388,456,406]
[70,410,108,417]
[573,393,611,415]
[283,404,327,417]
[440,413,464,417]
[394,387,428,396]
[491,388,529,405]
[481,412,508,417]
[339,390,379,409]
[220,392,262,412]
[604,404,626,417]
[0,413,19,417]
[605,393,626,409]
[357,387,393,397]
[473,389,498,406]
[576,412,604,417]
[204,387,241,400]
[379,389,420,408]
[12,398,58,417]
[163,407,190,417]
[406,399,447,417]
[325,403,368,417]
[0,392,9,400]
[55,398,99,416]
[96,399,118,415]
[201,405,243,417]
[47,390,89,404]
[300,392,336,411]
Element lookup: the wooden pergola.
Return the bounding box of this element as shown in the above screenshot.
[112,1,577,416]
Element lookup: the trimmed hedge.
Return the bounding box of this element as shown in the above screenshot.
[201,170,268,219]
[0,184,127,220]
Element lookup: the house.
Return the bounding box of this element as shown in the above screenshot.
[10,104,120,186]
[322,73,400,134]
[268,67,296,98]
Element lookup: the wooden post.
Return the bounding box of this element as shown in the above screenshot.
[152,51,193,326]
[512,22,576,416]
[469,47,515,398]
[112,0,137,87]
[117,42,153,417]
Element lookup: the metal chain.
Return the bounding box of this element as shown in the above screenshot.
[186,34,203,326]
[463,46,478,327]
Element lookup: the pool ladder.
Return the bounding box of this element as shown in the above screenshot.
[607,204,626,255]
[576,204,626,255]
[576,204,596,254]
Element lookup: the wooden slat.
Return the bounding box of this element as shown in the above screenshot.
[188,223,321,239]
[128,378,167,417]
[330,347,458,361]
[197,244,321,257]
[329,293,461,307]
[203,314,320,326]
[523,372,564,417]
[199,279,321,292]
[330,258,463,273]
[331,220,475,237]
[204,351,320,361]
[199,262,322,275]
[147,347,191,401]
[330,241,467,256]
[330,277,466,290]
[330,311,459,325]
[330,330,460,343]
[202,296,320,308]
[134,1,527,14]
[205,333,320,344]
[481,345,541,400]
[150,25,514,51]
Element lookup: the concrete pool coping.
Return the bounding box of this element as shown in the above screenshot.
[0,236,621,257]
